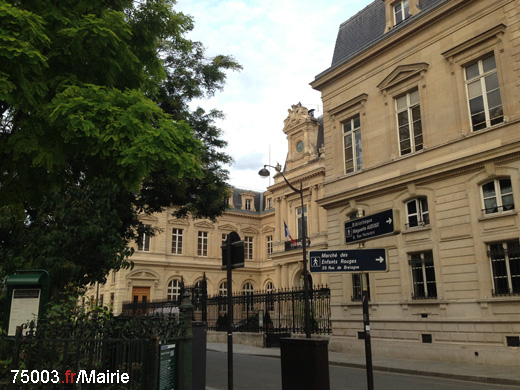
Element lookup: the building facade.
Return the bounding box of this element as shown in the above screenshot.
[86,104,329,316]
[311,0,520,365]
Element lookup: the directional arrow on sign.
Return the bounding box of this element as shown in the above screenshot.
[309,249,389,273]
[345,209,400,244]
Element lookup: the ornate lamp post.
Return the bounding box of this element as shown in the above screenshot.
[259,163,311,338]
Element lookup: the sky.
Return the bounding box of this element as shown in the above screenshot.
[174,0,374,191]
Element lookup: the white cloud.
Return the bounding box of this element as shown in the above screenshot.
[175,0,374,190]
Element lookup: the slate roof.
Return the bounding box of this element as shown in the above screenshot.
[229,187,264,213]
[327,0,446,72]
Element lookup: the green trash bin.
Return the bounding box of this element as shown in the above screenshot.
[280,338,330,390]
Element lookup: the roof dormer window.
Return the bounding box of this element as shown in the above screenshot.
[240,191,256,211]
[394,0,410,25]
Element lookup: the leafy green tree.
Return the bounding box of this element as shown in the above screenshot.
[0,0,240,296]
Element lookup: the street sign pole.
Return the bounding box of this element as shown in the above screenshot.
[362,273,374,390]
[221,231,244,390]
[226,241,233,390]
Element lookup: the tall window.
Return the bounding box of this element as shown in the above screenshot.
[245,236,253,260]
[343,114,363,174]
[488,241,520,296]
[245,198,252,210]
[198,231,208,256]
[243,282,254,313]
[352,274,370,302]
[410,251,437,299]
[266,198,272,210]
[266,282,275,312]
[396,88,422,155]
[394,0,410,25]
[167,279,181,301]
[465,53,503,131]
[171,228,183,254]
[267,235,273,256]
[297,206,307,239]
[138,224,151,251]
[219,281,227,312]
[481,178,514,214]
[406,198,429,228]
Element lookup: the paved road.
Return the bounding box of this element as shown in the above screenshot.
[206,351,519,390]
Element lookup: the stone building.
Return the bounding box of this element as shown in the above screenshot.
[311,0,520,365]
[86,104,329,315]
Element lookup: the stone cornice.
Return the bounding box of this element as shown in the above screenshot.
[268,167,325,193]
[318,145,520,209]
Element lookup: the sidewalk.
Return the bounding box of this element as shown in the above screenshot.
[207,343,520,386]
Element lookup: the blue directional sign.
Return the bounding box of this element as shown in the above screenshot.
[309,249,388,273]
[345,209,400,244]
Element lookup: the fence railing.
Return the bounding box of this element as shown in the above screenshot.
[5,295,195,390]
[121,278,331,336]
[206,285,331,335]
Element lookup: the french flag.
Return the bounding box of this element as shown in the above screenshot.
[284,221,297,244]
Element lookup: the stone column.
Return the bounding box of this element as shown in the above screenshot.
[310,185,319,236]
[281,264,289,287]
[318,184,327,233]
[280,196,287,240]
[274,197,281,242]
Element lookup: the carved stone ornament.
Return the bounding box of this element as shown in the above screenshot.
[284,102,311,128]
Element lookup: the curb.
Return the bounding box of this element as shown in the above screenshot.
[208,347,520,387]
[328,361,520,387]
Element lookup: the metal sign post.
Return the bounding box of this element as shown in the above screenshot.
[362,273,374,390]
[221,232,244,390]
[309,251,387,390]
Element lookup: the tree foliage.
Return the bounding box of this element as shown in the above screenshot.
[0,0,241,295]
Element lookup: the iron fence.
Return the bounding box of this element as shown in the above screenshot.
[206,285,331,335]
[121,277,331,336]
[5,296,195,390]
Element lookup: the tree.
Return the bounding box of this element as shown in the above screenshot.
[0,0,241,296]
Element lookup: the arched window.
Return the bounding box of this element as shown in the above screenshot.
[406,197,429,228]
[167,279,181,301]
[243,282,254,294]
[481,178,514,214]
[219,281,228,312]
[265,282,275,312]
[298,272,313,289]
[192,279,203,308]
[242,282,254,313]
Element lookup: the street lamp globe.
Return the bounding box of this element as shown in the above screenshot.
[258,167,270,178]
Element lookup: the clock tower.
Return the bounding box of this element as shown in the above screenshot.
[283,103,322,172]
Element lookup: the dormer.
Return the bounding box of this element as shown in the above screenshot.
[240,191,256,211]
[227,190,235,209]
[383,0,420,33]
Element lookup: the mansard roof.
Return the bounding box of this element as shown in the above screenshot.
[327,0,444,71]
[229,187,264,213]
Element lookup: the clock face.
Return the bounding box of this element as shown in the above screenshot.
[296,141,304,153]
